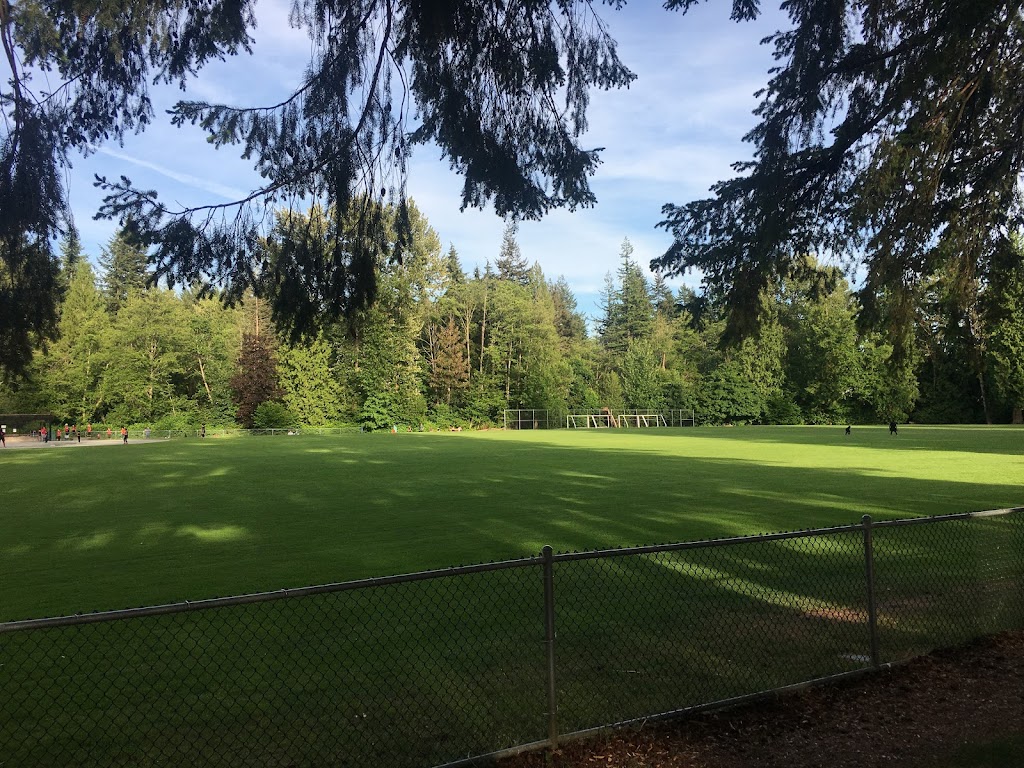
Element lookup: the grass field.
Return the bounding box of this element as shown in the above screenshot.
[1,426,1022,767]
[2,425,1023,622]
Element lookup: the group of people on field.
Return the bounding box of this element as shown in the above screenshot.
[33,423,130,443]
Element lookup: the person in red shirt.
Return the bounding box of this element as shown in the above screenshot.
[120,427,128,444]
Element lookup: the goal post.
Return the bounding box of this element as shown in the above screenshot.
[565,409,694,428]
[616,412,668,428]
[566,413,611,428]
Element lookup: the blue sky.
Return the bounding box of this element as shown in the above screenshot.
[52,1,789,324]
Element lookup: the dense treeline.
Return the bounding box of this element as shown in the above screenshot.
[2,203,1022,430]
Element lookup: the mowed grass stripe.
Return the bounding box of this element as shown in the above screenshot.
[1,426,1022,621]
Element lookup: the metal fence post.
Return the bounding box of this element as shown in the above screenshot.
[862,514,881,667]
[541,545,559,748]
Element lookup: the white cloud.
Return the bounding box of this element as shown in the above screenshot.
[95,147,249,202]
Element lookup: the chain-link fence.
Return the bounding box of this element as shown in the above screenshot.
[2,508,1021,767]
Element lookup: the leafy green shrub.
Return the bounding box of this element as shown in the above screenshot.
[252,401,295,429]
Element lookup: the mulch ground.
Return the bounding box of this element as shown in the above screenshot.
[499,630,1024,768]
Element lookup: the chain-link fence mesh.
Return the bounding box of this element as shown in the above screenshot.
[1,509,1020,767]
[872,513,1024,662]
[553,528,871,733]
[1,564,548,768]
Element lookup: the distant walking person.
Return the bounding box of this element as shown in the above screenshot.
[121,427,128,444]
[889,421,898,436]
[41,426,47,443]
[200,424,206,438]
[845,425,851,436]
[0,426,6,447]
[106,427,113,439]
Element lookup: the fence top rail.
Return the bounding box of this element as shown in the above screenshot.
[3,507,1018,635]
[870,506,1022,528]
[549,506,1021,564]
[551,522,867,563]
[0,554,543,635]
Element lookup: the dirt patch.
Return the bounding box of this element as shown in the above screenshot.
[499,630,1024,768]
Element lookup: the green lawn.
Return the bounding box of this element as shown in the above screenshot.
[2,425,1022,622]
[1,426,1021,767]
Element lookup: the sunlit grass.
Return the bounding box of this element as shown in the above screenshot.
[0,425,1022,621]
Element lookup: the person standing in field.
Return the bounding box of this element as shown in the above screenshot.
[121,427,128,444]
[41,425,47,442]
[87,423,92,439]
[0,426,6,447]
[106,427,112,439]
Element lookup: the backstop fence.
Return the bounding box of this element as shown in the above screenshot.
[1,508,1021,767]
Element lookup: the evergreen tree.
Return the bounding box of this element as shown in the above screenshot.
[59,227,84,278]
[986,234,1024,423]
[278,336,347,426]
[777,260,862,423]
[621,340,663,409]
[444,246,465,286]
[0,236,61,378]
[495,221,530,285]
[657,1,1024,353]
[600,239,654,354]
[428,317,471,406]
[550,276,588,344]
[652,273,676,319]
[99,228,150,314]
[230,332,283,429]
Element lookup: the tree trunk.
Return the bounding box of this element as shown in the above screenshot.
[197,353,214,404]
[978,371,992,425]
[479,287,488,375]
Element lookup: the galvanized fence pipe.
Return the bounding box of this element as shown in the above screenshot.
[542,545,559,749]
[862,514,881,668]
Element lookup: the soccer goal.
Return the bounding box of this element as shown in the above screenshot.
[617,413,668,428]
[566,414,614,428]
